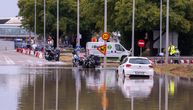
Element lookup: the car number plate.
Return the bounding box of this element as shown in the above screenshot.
[135,71,144,75]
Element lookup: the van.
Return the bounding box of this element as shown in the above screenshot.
[86,42,131,61]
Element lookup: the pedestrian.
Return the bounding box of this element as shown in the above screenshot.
[168,43,176,56]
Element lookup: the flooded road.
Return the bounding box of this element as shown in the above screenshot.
[0,66,193,110]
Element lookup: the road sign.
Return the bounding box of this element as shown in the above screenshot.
[138,39,145,48]
[97,45,107,55]
[101,32,110,41]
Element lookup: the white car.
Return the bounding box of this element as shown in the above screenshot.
[117,56,154,77]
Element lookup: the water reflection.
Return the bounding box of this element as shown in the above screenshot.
[117,76,154,99]
[82,69,117,91]
[1,67,193,110]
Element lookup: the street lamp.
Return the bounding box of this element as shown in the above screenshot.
[131,0,135,56]
[165,0,169,64]
[57,0,59,48]
[160,0,162,54]
[103,0,107,68]
[76,0,80,48]
[34,0,37,43]
[44,0,46,53]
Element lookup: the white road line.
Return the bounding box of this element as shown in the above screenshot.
[3,56,15,64]
[3,56,10,64]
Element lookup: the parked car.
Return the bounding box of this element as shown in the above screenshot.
[117,56,154,77]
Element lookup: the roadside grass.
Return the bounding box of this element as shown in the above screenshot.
[59,54,72,62]
[154,64,193,78]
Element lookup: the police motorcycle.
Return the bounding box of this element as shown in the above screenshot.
[72,49,83,67]
[82,54,101,68]
[45,45,60,61]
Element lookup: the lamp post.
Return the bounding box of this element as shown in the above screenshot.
[165,0,169,64]
[33,1,36,109]
[34,0,37,43]
[132,0,135,56]
[76,0,80,48]
[44,0,46,53]
[57,0,59,48]
[104,0,107,68]
[160,0,162,54]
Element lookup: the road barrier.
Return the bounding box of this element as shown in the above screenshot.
[148,56,193,64]
[16,48,44,59]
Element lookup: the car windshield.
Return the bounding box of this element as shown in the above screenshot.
[129,58,150,64]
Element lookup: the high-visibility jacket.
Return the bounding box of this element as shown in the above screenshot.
[168,45,176,55]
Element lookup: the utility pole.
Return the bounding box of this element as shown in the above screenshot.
[165,0,169,64]
[160,0,162,54]
[104,0,107,68]
[34,0,37,43]
[132,0,135,56]
[44,0,46,53]
[57,0,59,48]
[76,0,80,48]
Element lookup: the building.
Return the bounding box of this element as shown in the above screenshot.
[0,17,36,49]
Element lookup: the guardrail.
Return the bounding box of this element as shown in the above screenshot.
[148,56,193,64]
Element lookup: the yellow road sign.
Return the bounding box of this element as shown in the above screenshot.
[97,45,107,55]
[101,32,110,41]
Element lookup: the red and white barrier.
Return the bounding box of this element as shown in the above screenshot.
[35,51,44,59]
[190,59,193,64]
[148,57,193,64]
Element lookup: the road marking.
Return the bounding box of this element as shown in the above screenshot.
[3,56,15,64]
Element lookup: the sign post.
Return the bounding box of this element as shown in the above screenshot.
[100,32,110,68]
[137,39,145,56]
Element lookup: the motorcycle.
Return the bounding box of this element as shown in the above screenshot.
[72,50,83,67]
[45,45,60,61]
[82,55,101,68]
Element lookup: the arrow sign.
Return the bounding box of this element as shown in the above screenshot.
[97,45,107,55]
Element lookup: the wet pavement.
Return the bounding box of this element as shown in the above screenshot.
[0,66,193,110]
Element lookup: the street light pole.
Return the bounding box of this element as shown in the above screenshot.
[57,0,59,48]
[34,0,37,43]
[104,0,107,68]
[132,0,135,56]
[104,0,107,33]
[160,0,162,54]
[165,0,169,64]
[44,0,46,53]
[76,0,80,48]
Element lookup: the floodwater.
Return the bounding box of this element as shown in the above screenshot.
[0,66,193,110]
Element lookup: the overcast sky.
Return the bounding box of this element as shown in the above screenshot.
[0,0,19,17]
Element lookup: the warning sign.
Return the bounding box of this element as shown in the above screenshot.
[101,32,110,41]
[97,45,107,55]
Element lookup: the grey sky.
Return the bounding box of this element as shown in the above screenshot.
[0,0,19,17]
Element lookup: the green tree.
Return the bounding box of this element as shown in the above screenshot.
[18,0,193,55]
